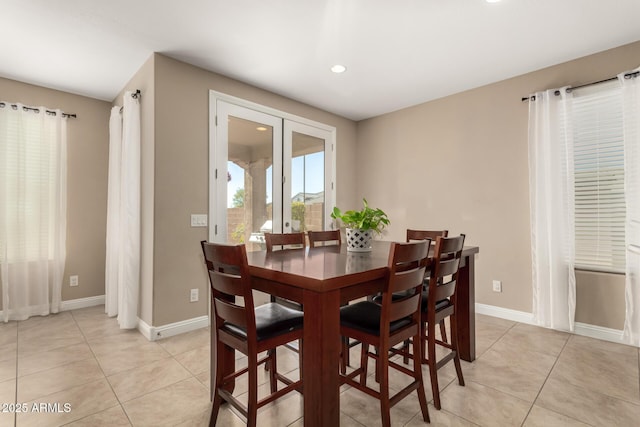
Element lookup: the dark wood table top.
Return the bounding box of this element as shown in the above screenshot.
[246,240,479,292]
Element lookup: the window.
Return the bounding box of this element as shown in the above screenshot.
[571,82,626,273]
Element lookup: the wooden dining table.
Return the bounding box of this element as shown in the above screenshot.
[212,240,479,427]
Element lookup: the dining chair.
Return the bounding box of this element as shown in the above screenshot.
[421,234,466,410]
[339,240,430,427]
[264,232,305,365]
[264,232,306,252]
[200,241,303,427]
[406,229,449,344]
[308,229,341,247]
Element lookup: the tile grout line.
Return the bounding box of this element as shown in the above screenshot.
[68,308,134,427]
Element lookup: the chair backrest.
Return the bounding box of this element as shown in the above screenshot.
[264,232,306,252]
[380,240,430,330]
[308,230,341,248]
[426,235,466,305]
[200,241,256,338]
[406,229,448,243]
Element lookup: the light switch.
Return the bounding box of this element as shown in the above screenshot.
[190,214,208,227]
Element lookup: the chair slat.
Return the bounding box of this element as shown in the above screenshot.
[434,281,455,301]
[215,299,248,329]
[388,293,421,323]
[265,232,305,252]
[209,270,243,297]
[308,230,341,247]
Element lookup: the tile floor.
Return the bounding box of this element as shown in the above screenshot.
[0,305,639,426]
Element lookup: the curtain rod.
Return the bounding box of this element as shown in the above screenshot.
[521,71,640,102]
[119,89,141,113]
[0,102,76,118]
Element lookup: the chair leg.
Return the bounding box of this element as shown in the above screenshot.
[209,392,222,427]
[265,349,272,371]
[427,321,441,410]
[269,347,278,393]
[412,332,430,423]
[210,341,225,426]
[298,339,303,382]
[439,319,448,343]
[247,353,259,427]
[340,336,348,374]
[360,343,369,386]
[378,350,391,427]
[402,339,410,364]
[450,315,465,386]
[345,337,351,367]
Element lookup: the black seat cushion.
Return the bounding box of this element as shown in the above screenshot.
[371,291,450,313]
[224,302,303,341]
[421,293,452,312]
[340,301,412,336]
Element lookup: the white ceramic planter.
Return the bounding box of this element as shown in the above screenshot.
[345,228,373,252]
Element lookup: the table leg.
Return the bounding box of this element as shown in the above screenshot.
[456,254,476,362]
[302,288,341,427]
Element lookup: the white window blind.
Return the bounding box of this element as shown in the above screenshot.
[572,82,626,273]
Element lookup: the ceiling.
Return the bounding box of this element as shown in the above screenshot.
[2,0,640,121]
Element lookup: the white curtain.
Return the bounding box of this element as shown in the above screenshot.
[620,68,640,346]
[105,92,140,329]
[0,103,67,322]
[528,88,577,332]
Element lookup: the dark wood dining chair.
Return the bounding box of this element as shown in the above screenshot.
[308,229,341,247]
[264,232,305,364]
[339,240,430,427]
[421,234,466,410]
[200,241,303,427]
[407,229,449,344]
[264,232,305,252]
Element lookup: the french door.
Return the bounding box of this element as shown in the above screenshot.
[209,94,335,250]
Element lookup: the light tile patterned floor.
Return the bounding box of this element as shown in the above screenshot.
[0,306,638,426]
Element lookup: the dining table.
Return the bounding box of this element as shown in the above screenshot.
[211,240,479,427]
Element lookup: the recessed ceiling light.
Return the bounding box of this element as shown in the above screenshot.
[256,126,268,131]
[331,64,347,74]
[486,0,501,3]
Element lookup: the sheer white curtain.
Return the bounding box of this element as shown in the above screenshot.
[0,103,67,321]
[620,68,640,346]
[528,88,577,332]
[105,92,140,329]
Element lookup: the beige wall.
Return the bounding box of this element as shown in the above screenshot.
[152,54,358,326]
[357,40,640,328]
[0,77,111,302]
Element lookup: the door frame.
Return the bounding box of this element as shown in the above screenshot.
[208,91,337,243]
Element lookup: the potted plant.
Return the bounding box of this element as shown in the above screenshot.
[331,198,390,252]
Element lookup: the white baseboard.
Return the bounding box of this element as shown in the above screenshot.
[137,315,209,342]
[475,303,626,346]
[475,303,535,325]
[60,295,106,312]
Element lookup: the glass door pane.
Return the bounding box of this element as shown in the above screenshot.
[283,121,334,233]
[227,117,274,251]
[290,132,325,232]
[214,101,282,251]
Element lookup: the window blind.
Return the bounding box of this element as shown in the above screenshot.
[572,82,626,273]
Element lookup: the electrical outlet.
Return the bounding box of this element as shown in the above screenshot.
[190,288,199,302]
[492,280,502,293]
[70,275,79,287]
